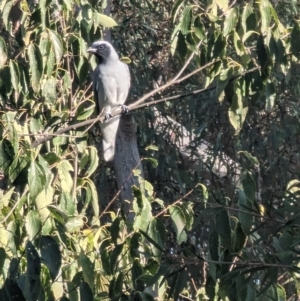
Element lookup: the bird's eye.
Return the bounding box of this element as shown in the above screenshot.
[99,45,104,49]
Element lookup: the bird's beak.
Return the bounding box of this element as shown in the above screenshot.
[87,47,96,54]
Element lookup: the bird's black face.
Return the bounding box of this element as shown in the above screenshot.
[87,42,111,63]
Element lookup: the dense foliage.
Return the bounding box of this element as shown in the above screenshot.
[0,0,300,300]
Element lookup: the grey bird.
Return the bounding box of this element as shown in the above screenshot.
[87,41,130,161]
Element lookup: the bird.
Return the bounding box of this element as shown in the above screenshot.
[87,41,130,161]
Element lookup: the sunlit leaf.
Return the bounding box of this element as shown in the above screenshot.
[223,8,238,36]
[28,43,42,93]
[26,210,42,240]
[48,30,63,64]
[0,37,8,69]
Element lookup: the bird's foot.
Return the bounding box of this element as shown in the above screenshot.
[104,112,112,120]
[119,104,129,114]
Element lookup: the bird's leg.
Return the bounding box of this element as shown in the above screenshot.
[104,107,112,120]
[119,104,129,114]
[104,112,112,120]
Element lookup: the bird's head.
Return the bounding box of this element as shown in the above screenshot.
[87,41,119,63]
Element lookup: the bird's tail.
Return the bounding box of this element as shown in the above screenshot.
[100,116,120,161]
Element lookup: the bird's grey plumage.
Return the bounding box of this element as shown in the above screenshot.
[87,41,130,161]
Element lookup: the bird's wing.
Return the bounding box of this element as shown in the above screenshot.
[94,66,118,114]
[116,62,130,105]
[93,67,102,115]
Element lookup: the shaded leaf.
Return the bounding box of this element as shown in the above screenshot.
[26,240,41,301]
[169,205,187,244]
[79,253,94,290]
[40,236,62,280]
[291,21,300,59]
[79,281,93,301]
[216,209,232,251]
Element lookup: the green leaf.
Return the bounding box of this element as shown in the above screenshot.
[145,145,159,152]
[94,13,118,27]
[276,284,286,301]
[133,186,152,231]
[238,151,259,165]
[57,160,74,193]
[59,191,75,215]
[215,68,233,101]
[0,37,8,68]
[39,0,47,29]
[25,240,41,300]
[120,56,131,64]
[42,77,57,104]
[83,178,99,217]
[28,43,42,93]
[110,243,123,274]
[228,80,248,132]
[256,34,268,70]
[180,6,192,35]
[259,0,272,33]
[3,0,13,30]
[169,205,187,244]
[147,219,166,257]
[77,103,95,120]
[115,272,124,295]
[7,220,18,255]
[242,171,256,202]
[9,60,20,96]
[9,155,30,183]
[291,21,300,59]
[209,235,219,275]
[100,240,111,275]
[216,209,232,251]
[86,147,99,177]
[26,210,42,240]
[3,279,26,301]
[238,189,253,235]
[40,236,62,280]
[0,139,14,172]
[0,248,6,272]
[65,217,84,232]
[77,4,93,31]
[132,259,144,291]
[172,0,186,22]
[130,232,141,259]
[79,253,94,290]
[241,4,253,33]
[144,157,158,168]
[176,31,187,58]
[48,30,63,64]
[193,15,205,40]
[28,161,46,200]
[233,222,247,252]
[223,8,238,36]
[111,217,121,244]
[80,281,93,301]
[47,205,68,224]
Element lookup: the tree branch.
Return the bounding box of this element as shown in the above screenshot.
[31,65,260,148]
